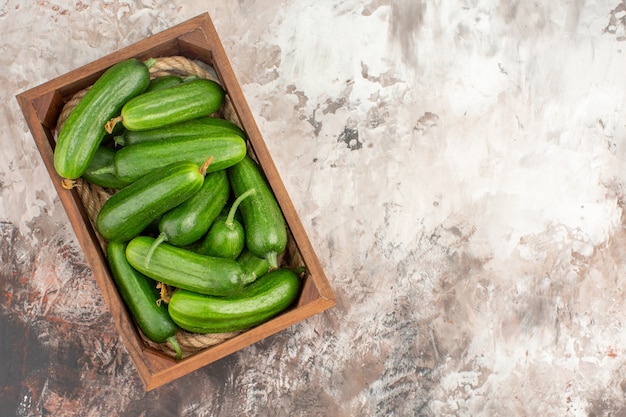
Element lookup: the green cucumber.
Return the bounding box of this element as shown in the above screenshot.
[81,146,131,189]
[126,236,254,296]
[101,133,246,184]
[237,249,271,280]
[167,268,302,334]
[227,156,288,268]
[109,78,225,132]
[114,116,245,147]
[158,169,230,246]
[54,58,150,179]
[195,188,255,259]
[106,241,181,359]
[144,170,230,263]
[145,75,182,92]
[95,161,207,242]
[194,116,244,131]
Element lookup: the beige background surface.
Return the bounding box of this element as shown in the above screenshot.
[2,1,626,416]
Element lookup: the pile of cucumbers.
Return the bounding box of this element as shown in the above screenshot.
[54,58,303,359]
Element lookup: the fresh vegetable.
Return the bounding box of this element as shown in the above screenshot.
[106,241,182,359]
[195,188,255,259]
[227,155,287,268]
[145,75,182,92]
[145,170,230,263]
[167,268,302,334]
[114,116,245,147]
[107,78,225,132]
[95,160,207,242]
[54,58,150,179]
[236,249,271,280]
[194,116,244,133]
[81,146,131,189]
[100,133,246,183]
[125,236,255,296]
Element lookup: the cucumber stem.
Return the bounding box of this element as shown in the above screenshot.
[105,116,122,134]
[225,188,256,228]
[156,282,172,306]
[61,178,77,189]
[166,335,182,360]
[265,251,278,269]
[242,273,257,285]
[145,232,168,267]
[199,156,214,176]
[143,58,157,69]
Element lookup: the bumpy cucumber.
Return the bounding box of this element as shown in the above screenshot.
[195,188,255,259]
[114,116,245,147]
[95,161,206,242]
[81,146,131,189]
[112,78,225,132]
[227,156,288,268]
[106,241,181,359]
[167,268,302,334]
[54,58,150,179]
[158,169,230,246]
[144,170,230,263]
[126,236,254,296]
[103,133,246,184]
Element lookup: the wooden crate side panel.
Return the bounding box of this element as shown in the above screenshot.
[176,28,214,63]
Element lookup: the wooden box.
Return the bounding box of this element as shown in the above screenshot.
[16,13,336,391]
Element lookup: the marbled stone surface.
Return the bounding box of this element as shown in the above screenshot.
[3,1,626,416]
